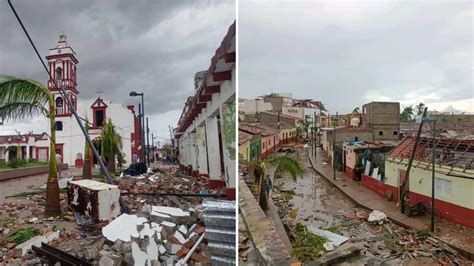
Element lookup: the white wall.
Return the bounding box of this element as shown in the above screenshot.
[55,100,134,167]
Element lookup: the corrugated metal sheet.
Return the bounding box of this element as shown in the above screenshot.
[203,199,236,265]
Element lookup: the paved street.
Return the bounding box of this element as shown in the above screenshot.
[0,167,82,200]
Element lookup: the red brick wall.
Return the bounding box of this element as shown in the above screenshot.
[361,174,398,200]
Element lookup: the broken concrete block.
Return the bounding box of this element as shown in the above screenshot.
[150,212,171,224]
[111,239,124,252]
[160,221,176,236]
[132,241,148,266]
[67,179,120,221]
[151,206,190,224]
[139,223,156,239]
[178,225,187,235]
[174,231,186,244]
[158,245,166,255]
[102,214,147,242]
[147,237,159,261]
[14,231,59,258]
[98,255,114,266]
[170,243,182,255]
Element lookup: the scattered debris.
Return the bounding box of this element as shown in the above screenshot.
[122,162,147,176]
[308,227,350,247]
[290,222,328,262]
[367,210,387,224]
[0,163,229,265]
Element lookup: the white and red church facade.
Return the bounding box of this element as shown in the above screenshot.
[1,34,141,168]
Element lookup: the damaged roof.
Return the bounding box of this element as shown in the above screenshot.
[387,136,474,170]
[239,130,253,145]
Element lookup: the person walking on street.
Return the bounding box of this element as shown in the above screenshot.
[265,175,272,198]
[56,153,63,178]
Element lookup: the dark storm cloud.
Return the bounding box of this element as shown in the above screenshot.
[239,0,473,113]
[0,0,235,114]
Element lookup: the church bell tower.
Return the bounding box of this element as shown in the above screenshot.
[46,33,78,117]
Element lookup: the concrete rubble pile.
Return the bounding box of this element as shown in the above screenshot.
[0,165,230,265]
[98,204,209,265]
[272,188,472,264]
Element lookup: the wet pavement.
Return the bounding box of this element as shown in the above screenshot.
[271,149,472,265]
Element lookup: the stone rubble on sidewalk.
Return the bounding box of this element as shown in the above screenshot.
[272,183,472,265]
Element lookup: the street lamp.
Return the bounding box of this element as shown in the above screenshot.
[129,91,146,165]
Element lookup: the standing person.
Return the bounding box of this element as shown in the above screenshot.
[55,153,63,178]
[265,175,273,198]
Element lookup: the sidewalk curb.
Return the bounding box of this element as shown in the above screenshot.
[306,150,474,261]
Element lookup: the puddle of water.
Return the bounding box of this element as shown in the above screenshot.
[274,151,356,230]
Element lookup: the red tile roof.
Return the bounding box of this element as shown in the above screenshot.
[239,130,253,145]
[388,136,474,169]
[239,122,262,135]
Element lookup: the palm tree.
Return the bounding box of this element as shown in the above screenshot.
[299,119,313,138]
[416,102,425,116]
[400,106,414,121]
[319,103,327,112]
[250,156,305,210]
[100,118,123,173]
[82,117,92,179]
[352,107,360,114]
[0,76,60,216]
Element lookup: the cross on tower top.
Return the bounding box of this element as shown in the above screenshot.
[96,88,104,98]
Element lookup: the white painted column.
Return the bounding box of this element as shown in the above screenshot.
[189,132,198,171]
[205,116,221,180]
[197,125,208,175]
[26,145,30,160]
[186,134,193,168]
[219,103,236,188]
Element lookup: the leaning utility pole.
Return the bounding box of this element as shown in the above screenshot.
[400,107,428,214]
[146,117,150,165]
[7,0,129,213]
[168,125,175,160]
[333,112,337,180]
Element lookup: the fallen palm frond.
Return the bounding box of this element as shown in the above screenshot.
[266,156,305,181]
[7,227,40,245]
[291,222,328,262]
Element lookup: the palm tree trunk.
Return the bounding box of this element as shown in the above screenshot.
[107,150,116,173]
[83,158,92,179]
[45,104,61,217]
[259,175,268,210]
[82,142,92,179]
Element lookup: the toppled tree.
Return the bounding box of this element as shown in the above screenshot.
[82,117,92,179]
[0,76,61,216]
[100,118,124,173]
[250,155,305,210]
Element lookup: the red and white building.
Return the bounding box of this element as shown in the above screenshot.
[47,34,140,167]
[1,34,140,167]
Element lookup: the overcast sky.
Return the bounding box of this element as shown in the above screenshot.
[0,0,235,143]
[239,0,473,114]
